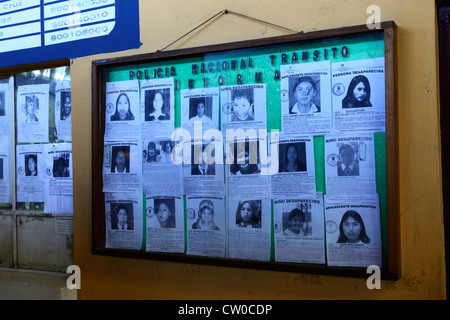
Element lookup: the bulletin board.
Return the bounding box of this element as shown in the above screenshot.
[91,21,399,279]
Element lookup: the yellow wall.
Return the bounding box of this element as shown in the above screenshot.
[72,0,446,299]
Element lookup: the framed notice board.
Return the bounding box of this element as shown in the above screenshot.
[92,21,399,279]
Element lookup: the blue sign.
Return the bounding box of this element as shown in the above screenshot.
[0,0,141,68]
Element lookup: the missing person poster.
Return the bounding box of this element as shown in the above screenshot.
[280,61,332,135]
[220,84,267,131]
[324,194,382,267]
[271,135,316,196]
[140,78,175,139]
[16,144,45,203]
[273,194,325,264]
[324,133,377,195]
[225,136,270,198]
[55,81,72,142]
[181,87,220,133]
[186,195,226,257]
[183,138,225,196]
[143,138,184,197]
[102,140,142,193]
[227,197,271,261]
[105,192,144,250]
[16,84,50,143]
[331,57,385,132]
[43,143,73,214]
[104,80,141,141]
[146,196,185,253]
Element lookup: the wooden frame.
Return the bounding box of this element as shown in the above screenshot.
[92,21,399,280]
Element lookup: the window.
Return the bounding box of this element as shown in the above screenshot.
[0,65,73,272]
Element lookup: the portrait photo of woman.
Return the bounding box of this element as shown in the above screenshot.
[154,198,176,228]
[342,75,372,108]
[145,89,170,121]
[235,200,261,228]
[110,93,135,121]
[279,143,307,173]
[25,95,39,122]
[337,210,371,244]
[25,154,38,176]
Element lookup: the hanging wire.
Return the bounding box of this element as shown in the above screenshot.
[158,9,301,52]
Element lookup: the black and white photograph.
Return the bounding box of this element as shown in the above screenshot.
[144,88,171,122]
[288,75,321,114]
[24,94,40,123]
[280,61,332,135]
[153,198,176,228]
[25,154,38,176]
[229,139,261,176]
[111,202,134,231]
[235,200,262,228]
[52,153,70,177]
[191,142,216,176]
[111,146,130,174]
[341,75,373,109]
[336,143,360,177]
[278,142,307,173]
[188,96,213,124]
[60,91,72,121]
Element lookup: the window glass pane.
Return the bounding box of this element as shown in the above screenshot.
[14,66,71,211]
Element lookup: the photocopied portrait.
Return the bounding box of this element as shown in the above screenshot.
[145,89,171,121]
[111,202,134,231]
[191,199,220,230]
[189,97,213,124]
[53,154,70,177]
[191,143,216,176]
[154,198,176,228]
[110,92,135,121]
[111,146,130,173]
[60,91,72,121]
[25,94,39,122]
[278,142,307,173]
[337,210,370,244]
[231,87,254,122]
[235,200,262,228]
[342,75,372,109]
[25,154,38,176]
[289,75,321,114]
[337,143,360,177]
[229,139,260,176]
